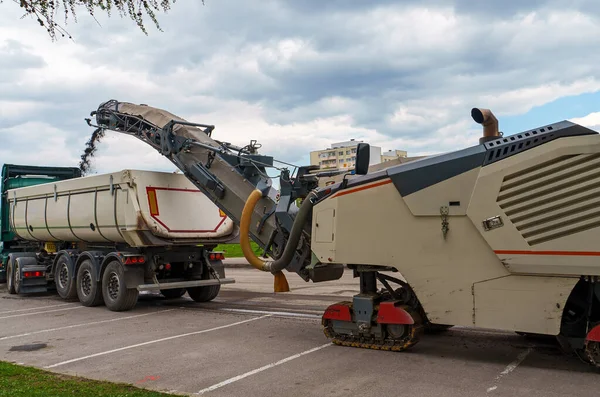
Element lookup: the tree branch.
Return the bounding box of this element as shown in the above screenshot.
[3,0,190,41]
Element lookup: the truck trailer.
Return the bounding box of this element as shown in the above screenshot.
[1,164,238,311]
[85,100,600,368]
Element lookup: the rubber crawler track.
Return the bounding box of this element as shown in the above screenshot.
[322,302,424,351]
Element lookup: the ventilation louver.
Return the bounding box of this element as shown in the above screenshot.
[497,153,600,246]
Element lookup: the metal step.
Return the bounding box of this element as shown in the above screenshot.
[136,278,235,291]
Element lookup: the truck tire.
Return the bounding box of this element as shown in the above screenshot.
[76,260,104,307]
[102,261,139,311]
[160,288,186,299]
[187,270,220,302]
[12,258,23,294]
[55,255,78,301]
[7,258,16,294]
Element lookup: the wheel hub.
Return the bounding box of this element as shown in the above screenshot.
[386,323,408,339]
[81,270,92,296]
[108,272,120,300]
[58,264,69,290]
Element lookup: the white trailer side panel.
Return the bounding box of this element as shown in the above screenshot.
[8,169,237,247]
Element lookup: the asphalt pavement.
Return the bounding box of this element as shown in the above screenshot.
[0,266,598,396]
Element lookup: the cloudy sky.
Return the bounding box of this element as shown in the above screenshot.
[1,0,599,178]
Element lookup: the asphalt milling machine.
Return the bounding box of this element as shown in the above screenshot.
[89,100,600,368]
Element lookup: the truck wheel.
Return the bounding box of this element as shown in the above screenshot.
[12,259,22,294]
[76,260,104,307]
[55,255,78,301]
[7,258,15,294]
[160,288,186,299]
[187,270,220,302]
[102,261,139,312]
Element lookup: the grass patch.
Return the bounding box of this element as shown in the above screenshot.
[213,242,262,258]
[0,361,173,397]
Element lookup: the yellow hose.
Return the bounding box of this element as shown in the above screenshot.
[240,189,290,292]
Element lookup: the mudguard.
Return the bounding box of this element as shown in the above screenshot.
[323,303,352,322]
[376,301,415,325]
[585,324,600,342]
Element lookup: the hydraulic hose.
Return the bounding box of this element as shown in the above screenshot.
[240,189,317,292]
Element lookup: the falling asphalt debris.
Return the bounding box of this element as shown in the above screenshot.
[78,127,106,175]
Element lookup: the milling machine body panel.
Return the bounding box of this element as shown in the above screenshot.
[311,178,509,327]
[467,134,600,276]
[311,133,600,332]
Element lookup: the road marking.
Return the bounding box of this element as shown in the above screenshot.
[215,307,321,319]
[0,302,76,315]
[487,347,533,393]
[195,343,333,395]
[44,315,271,369]
[0,309,176,341]
[0,306,85,320]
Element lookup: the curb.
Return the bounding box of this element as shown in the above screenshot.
[222,258,252,268]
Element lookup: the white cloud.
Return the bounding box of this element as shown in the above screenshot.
[570,112,600,132]
[0,0,599,177]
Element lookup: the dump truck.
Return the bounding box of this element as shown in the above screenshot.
[1,163,238,311]
[87,100,600,367]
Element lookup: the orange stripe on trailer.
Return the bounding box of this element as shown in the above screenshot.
[494,250,600,256]
[330,179,392,198]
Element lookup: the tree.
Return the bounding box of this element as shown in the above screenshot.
[4,0,198,40]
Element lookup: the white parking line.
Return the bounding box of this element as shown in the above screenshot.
[210,307,321,319]
[0,309,176,341]
[0,306,85,320]
[0,302,76,315]
[45,315,271,369]
[487,347,533,393]
[195,343,332,395]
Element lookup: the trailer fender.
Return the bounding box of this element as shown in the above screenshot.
[16,257,47,293]
[123,266,144,289]
[207,260,225,279]
[53,250,79,278]
[76,251,106,281]
[7,252,38,294]
[99,253,144,289]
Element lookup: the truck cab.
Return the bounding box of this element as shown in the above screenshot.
[0,164,81,283]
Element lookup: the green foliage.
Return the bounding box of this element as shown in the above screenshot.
[214,242,262,258]
[0,361,172,397]
[4,0,198,40]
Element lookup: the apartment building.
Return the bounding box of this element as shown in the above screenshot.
[309,139,406,170]
[381,149,408,162]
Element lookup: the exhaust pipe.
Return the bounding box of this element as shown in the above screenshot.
[471,108,500,144]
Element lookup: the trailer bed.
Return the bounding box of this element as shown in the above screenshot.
[7,169,238,247]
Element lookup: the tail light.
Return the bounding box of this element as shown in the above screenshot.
[23,271,44,278]
[209,252,225,261]
[124,256,146,265]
